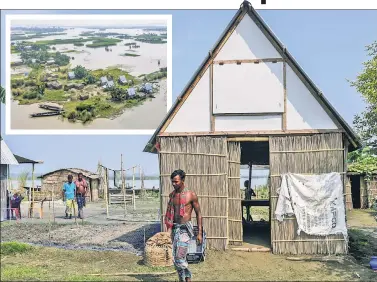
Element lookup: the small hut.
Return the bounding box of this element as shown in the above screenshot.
[39,168,100,201]
[128,87,136,97]
[100,76,108,86]
[1,137,43,221]
[347,171,377,209]
[68,72,75,80]
[119,75,127,85]
[143,1,361,254]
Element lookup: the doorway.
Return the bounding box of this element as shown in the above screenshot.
[350,175,361,209]
[239,141,271,248]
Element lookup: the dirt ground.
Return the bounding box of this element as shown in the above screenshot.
[1,202,377,281]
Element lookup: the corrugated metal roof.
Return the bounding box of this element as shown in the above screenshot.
[0,140,19,165]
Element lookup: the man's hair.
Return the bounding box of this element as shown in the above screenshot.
[68,174,73,179]
[78,172,83,177]
[170,169,186,181]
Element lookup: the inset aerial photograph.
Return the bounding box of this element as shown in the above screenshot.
[7,15,170,131]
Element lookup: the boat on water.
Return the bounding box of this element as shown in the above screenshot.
[39,104,63,111]
[30,111,64,118]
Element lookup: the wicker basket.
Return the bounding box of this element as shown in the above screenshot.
[144,232,173,267]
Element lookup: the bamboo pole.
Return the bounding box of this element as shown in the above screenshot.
[52,185,55,223]
[103,167,109,218]
[121,154,127,217]
[133,166,136,210]
[31,163,35,219]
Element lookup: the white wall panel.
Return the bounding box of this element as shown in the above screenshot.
[213,62,284,114]
[165,68,211,132]
[216,15,282,61]
[286,65,338,130]
[215,115,282,131]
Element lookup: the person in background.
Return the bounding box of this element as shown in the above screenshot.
[10,192,23,220]
[74,172,88,219]
[62,175,76,219]
[165,169,203,282]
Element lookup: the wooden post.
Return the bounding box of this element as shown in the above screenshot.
[30,163,35,218]
[133,166,136,210]
[247,162,252,221]
[52,187,56,223]
[121,154,127,217]
[103,167,109,218]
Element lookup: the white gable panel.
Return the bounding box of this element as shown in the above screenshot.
[213,62,284,114]
[165,68,211,132]
[215,115,282,131]
[286,65,338,130]
[215,15,282,61]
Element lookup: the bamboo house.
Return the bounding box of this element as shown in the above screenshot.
[143,1,362,254]
[39,168,100,201]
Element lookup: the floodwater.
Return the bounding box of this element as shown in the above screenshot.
[10,27,168,130]
[11,79,167,130]
[11,27,167,75]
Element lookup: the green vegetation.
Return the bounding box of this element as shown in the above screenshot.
[0,242,33,256]
[121,52,140,57]
[72,65,88,79]
[11,32,67,41]
[74,42,85,47]
[33,37,92,46]
[1,85,5,104]
[348,146,377,178]
[134,33,167,44]
[143,68,167,81]
[348,228,377,267]
[11,45,20,54]
[349,41,377,152]
[86,38,122,48]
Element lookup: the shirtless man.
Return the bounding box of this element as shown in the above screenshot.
[75,173,88,219]
[165,169,202,282]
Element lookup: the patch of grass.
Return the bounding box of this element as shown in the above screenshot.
[64,274,105,281]
[1,265,46,280]
[0,241,33,255]
[43,89,67,101]
[86,38,121,48]
[348,228,377,266]
[121,53,140,57]
[33,38,92,46]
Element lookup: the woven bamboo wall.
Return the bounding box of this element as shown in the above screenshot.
[227,142,243,246]
[345,177,353,211]
[269,133,348,255]
[367,176,377,208]
[159,136,229,250]
[360,176,369,209]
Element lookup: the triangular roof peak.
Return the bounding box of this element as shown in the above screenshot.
[144,1,361,153]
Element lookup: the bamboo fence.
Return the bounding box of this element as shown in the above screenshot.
[360,175,369,209]
[159,136,229,250]
[227,142,243,246]
[269,133,348,255]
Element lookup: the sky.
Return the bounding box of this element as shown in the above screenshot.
[1,9,377,176]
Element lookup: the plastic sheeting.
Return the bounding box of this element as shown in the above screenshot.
[275,172,347,238]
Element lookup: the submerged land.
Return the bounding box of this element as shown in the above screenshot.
[10,26,167,126]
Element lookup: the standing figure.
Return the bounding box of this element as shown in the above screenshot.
[75,172,88,219]
[62,175,76,219]
[165,169,203,282]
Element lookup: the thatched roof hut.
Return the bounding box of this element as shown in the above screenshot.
[346,171,377,210]
[39,168,100,201]
[143,1,361,254]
